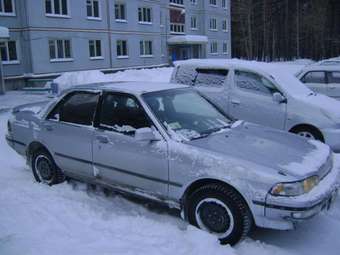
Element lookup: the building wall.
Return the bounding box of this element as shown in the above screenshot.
[1,0,231,87]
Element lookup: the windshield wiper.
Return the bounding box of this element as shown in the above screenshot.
[190,125,231,141]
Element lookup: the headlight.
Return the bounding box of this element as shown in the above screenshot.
[270,176,319,196]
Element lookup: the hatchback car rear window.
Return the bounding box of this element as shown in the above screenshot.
[175,65,197,86]
[48,92,99,126]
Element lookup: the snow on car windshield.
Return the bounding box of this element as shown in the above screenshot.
[143,89,231,141]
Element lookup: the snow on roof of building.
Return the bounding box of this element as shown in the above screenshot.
[167,35,208,45]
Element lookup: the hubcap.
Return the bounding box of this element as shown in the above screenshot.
[35,155,53,182]
[195,198,234,238]
[298,131,315,140]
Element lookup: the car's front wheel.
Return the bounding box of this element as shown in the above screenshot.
[187,183,252,245]
[32,149,65,185]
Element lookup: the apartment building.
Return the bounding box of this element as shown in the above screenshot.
[0,0,231,89]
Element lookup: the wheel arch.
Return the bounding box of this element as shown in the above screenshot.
[180,178,254,221]
[26,141,52,166]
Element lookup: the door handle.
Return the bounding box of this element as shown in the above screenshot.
[96,135,109,144]
[231,99,241,105]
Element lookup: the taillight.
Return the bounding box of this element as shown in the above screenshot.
[7,121,12,133]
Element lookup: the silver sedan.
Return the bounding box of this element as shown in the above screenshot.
[6,82,339,245]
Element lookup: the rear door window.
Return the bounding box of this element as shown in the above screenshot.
[47,92,99,126]
[194,69,228,87]
[302,71,326,84]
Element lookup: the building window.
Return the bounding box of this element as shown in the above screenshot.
[190,16,197,30]
[222,19,228,32]
[140,40,153,56]
[115,2,126,21]
[209,18,217,30]
[87,0,100,19]
[49,39,72,61]
[170,23,185,33]
[170,8,185,34]
[116,40,128,57]
[138,7,152,23]
[190,0,197,4]
[169,0,184,5]
[0,0,15,15]
[210,41,218,54]
[0,41,18,64]
[45,0,69,16]
[89,40,102,59]
[223,41,228,54]
[209,0,217,6]
[222,0,227,8]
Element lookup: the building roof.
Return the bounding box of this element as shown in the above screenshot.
[74,81,189,94]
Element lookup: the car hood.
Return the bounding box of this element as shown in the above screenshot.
[185,122,331,179]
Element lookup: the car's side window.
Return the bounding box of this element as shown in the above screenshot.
[302,71,326,84]
[98,93,151,136]
[328,72,340,84]
[47,92,99,126]
[235,70,278,96]
[194,69,228,87]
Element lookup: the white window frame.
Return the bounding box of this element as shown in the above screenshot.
[116,40,129,58]
[86,0,101,20]
[0,0,15,16]
[169,0,184,7]
[222,0,227,9]
[139,40,153,57]
[0,40,19,65]
[45,0,70,18]
[114,1,126,22]
[209,18,217,31]
[89,39,103,60]
[138,7,152,24]
[190,16,198,30]
[222,41,228,54]
[209,41,218,55]
[222,19,228,32]
[190,0,197,5]
[49,39,73,62]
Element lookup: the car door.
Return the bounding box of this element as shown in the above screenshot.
[327,71,340,99]
[301,71,328,96]
[92,92,169,198]
[192,68,230,113]
[41,91,100,179]
[229,70,286,129]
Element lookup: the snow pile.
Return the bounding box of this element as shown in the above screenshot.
[107,67,173,82]
[51,70,113,93]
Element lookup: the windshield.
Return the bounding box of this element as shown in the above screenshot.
[143,89,231,140]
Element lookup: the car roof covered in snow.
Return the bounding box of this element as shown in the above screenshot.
[300,64,340,72]
[71,81,189,94]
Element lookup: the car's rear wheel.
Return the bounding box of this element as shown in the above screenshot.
[32,149,65,185]
[187,183,252,245]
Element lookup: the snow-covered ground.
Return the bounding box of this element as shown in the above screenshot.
[1,61,340,255]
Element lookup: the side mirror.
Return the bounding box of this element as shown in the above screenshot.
[135,127,160,142]
[273,92,287,104]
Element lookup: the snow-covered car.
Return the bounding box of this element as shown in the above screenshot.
[171,59,340,152]
[5,82,339,245]
[296,65,340,99]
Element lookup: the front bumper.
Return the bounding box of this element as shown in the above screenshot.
[253,164,340,230]
[322,127,340,153]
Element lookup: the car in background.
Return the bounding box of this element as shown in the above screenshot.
[171,59,340,152]
[6,82,339,245]
[314,57,340,66]
[296,65,340,99]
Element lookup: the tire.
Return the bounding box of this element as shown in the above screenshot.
[290,125,324,142]
[187,183,252,245]
[31,149,65,185]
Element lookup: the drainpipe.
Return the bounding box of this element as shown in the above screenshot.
[106,0,113,69]
[0,60,4,95]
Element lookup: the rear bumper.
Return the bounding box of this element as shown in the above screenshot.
[253,165,340,230]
